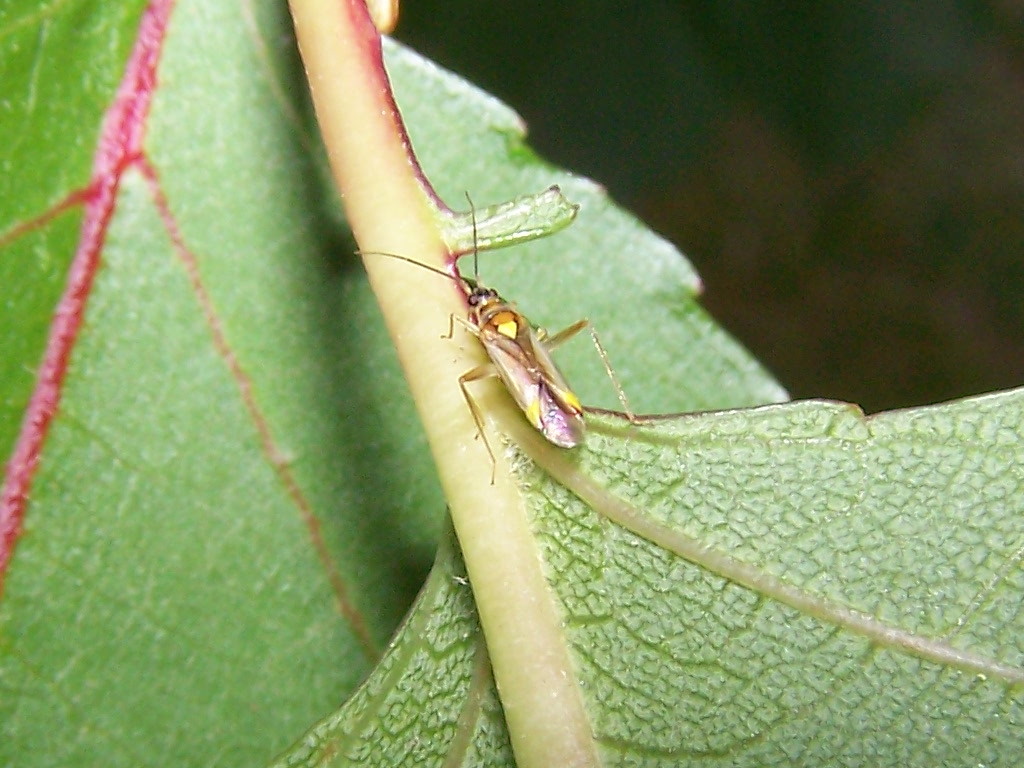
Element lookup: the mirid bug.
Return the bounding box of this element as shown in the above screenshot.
[360,199,632,475]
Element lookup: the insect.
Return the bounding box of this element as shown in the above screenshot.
[361,200,632,475]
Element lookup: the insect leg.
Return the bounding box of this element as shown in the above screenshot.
[586,326,635,421]
[443,313,482,340]
[538,319,588,349]
[459,362,500,484]
[543,319,636,421]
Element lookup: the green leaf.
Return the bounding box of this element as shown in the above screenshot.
[532,397,1024,763]
[439,185,582,254]
[2,2,442,764]
[270,526,516,768]
[0,0,147,463]
[275,397,1024,766]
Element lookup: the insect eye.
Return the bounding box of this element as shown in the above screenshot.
[469,287,495,306]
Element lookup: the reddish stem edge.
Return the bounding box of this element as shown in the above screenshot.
[341,0,450,218]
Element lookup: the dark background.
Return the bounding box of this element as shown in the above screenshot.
[396,2,1024,414]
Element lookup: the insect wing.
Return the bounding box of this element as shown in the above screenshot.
[480,324,585,448]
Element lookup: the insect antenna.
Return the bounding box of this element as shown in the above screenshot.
[465,191,481,283]
[356,248,472,292]
[358,193,486,293]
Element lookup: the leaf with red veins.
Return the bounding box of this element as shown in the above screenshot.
[1,2,439,764]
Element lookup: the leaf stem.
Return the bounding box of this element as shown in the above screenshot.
[289,1,602,764]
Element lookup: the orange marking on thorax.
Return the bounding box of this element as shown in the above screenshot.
[491,310,521,339]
